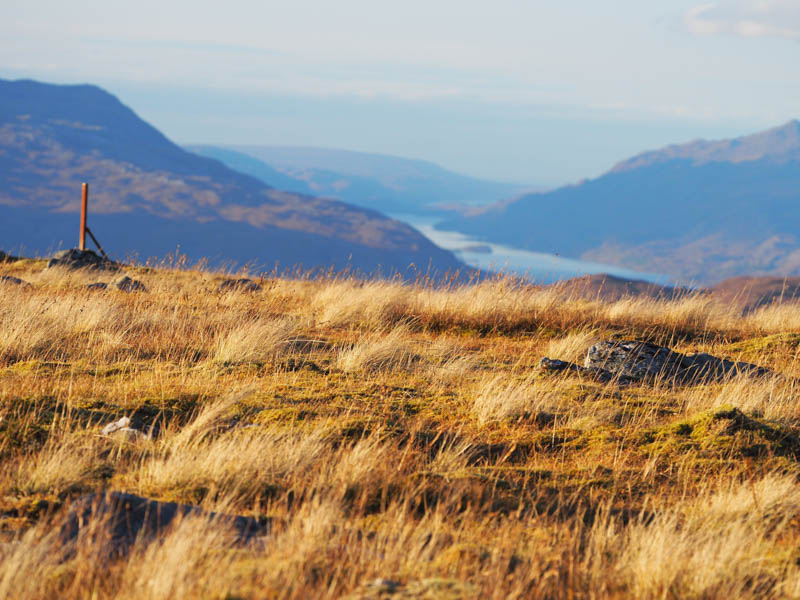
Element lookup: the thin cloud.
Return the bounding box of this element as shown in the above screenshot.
[686,1,800,40]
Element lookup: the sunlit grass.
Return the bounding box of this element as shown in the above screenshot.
[2,260,800,598]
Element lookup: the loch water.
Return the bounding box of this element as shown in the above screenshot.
[395,215,669,285]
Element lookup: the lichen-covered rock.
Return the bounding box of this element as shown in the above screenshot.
[58,491,269,557]
[114,276,146,292]
[219,278,262,292]
[47,248,118,271]
[541,340,773,385]
[584,340,771,384]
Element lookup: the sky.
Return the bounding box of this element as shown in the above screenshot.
[2,0,799,185]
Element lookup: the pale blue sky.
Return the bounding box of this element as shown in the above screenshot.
[2,0,798,184]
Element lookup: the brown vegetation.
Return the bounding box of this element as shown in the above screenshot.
[3,258,800,598]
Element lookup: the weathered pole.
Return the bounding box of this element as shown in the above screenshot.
[79,182,88,250]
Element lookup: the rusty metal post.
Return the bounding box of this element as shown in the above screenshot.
[79,182,88,251]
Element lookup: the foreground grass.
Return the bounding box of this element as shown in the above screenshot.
[2,259,800,598]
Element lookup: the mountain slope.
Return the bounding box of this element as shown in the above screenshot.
[0,79,464,275]
[438,121,800,282]
[199,145,528,216]
[182,146,317,197]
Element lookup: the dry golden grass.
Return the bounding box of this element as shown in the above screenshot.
[4,259,800,598]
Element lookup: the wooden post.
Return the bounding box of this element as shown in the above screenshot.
[79,182,88,250]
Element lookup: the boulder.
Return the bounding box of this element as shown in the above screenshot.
[47,249,118,271]
[585,340,771,384]
[219,278,262,292]
[540,339,772,385]
[58,491,268,557]
[114,276,146,292]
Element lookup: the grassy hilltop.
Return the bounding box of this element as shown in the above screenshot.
[3,257,800,598]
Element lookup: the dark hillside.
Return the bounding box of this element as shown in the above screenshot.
[0,78,464,275]
[439,121,800,282]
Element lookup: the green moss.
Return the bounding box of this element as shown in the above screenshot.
[640,407,800,460]
[253,406,319,425]
[5,360,43,373]
[724,333,800,355]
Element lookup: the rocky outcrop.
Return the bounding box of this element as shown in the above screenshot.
[58,491,268,557]
[541,340,773,385]
[86,276,146,292]
[47,249,118,271]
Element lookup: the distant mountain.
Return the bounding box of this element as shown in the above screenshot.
[0,79,465,276]
[438,121,800,283]
[188,145,528,216]
[611,121,800,173]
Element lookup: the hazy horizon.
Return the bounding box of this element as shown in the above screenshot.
[3,0,798,185]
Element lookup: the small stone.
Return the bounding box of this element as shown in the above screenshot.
[87,282,108,291]
[114,276,146,292]
[101,417,145,441]
[539,356,620,384]
[539,357,572,372]
[219,278,262,292]
[101,416,131,435]
[363,578,402,593]
[47,248,118,271]
[0,275,28,286]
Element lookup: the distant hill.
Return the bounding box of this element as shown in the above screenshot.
[546,272,800,315]
[438,121,800,283]
[0,79,465,276]
[710,276,800,314]
[189,145,528,216]
[549,273,689,302]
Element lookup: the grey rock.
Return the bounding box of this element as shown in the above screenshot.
[47,248,118,271]
[541,339,773,386]
[58,491,269,557]
[0,275,28,286]
[219,278,262,292]
[538,356,621,384]
[101,417,146,441]
[584,340,771,384]
[101,416,130,435]
[114,276,146,292]
[87,282,108,291]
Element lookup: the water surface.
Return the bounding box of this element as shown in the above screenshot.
[395,214,669,285]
